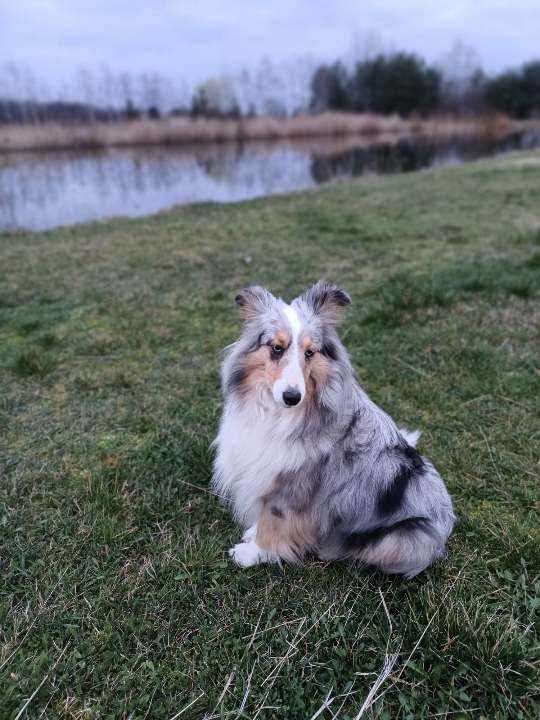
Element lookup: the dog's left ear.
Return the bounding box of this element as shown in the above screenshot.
[234,285,276,322]
[301,281,351,325]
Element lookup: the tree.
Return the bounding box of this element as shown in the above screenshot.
[522,61,540,116]
[310,62,349,112]
[349,53,440,116]
[485,60,540,118]
[139,72,164,117]
[125,99,140,120]
[255,57,286,116]
[119,72,138,117]
[78,67,96,122]
[438,40,485,114]
[191,76,240,117]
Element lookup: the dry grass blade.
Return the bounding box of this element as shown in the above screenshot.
[13,644,69,720]
[363,567,466,714]
[353,652,400,720]
[212,670,235,715]
[309,687,335,720]
[169,692,205,720]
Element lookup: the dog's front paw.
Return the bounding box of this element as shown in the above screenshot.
[228,541,266,568]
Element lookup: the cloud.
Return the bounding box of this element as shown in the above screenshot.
[1,0,539,98]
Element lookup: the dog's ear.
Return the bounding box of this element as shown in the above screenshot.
[301,281,351,325]
[234,286,275,322]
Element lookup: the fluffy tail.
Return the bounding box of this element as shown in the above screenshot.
[344,517,449,579]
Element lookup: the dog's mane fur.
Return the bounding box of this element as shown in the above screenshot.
[212,281,455,577]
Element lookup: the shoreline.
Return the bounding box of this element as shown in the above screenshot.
[1,111,536,154]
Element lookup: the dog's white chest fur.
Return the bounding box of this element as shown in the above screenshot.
[213,401,306,526]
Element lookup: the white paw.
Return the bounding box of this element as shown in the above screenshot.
[229,541,266,568]
[242,524,257,542]
[229,539,283,568]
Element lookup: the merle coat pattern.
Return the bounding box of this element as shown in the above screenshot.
[212,282,455,577]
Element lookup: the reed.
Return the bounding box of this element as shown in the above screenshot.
[0,112,533,153]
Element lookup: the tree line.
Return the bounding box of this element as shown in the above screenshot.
[310,53,540,118]
[0,58,311,125]
[1,48,539,125]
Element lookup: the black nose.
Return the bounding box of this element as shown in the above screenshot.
[283,388,301,406]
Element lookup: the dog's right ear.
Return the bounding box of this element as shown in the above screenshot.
[234,286,275,322]
[301,281,351,326]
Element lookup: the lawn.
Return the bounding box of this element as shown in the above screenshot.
[0,151,539,719]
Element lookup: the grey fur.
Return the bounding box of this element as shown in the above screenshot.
[216,281,455,578]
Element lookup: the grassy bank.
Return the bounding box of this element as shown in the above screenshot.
[1,152,539,718]
[0,111,526,153]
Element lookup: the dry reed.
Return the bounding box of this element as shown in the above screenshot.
[0,112,533,153]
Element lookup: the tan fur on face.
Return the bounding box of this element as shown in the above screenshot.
[273,330,290,349]
[240,346,269,393]
[300,335,331,399]
[256,501,316,562]
[304,352,330,401]
[238,330,291,394]
[301,335,313,352]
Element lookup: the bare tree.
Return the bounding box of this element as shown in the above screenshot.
[98,64,115,112]
[438,39,484,114]
[0,63,22,122]
[78,67,96,122]
[141,72,163,117]
[119,71,136,117]
[281,55,315,115]
[255,57,286,116]
[23,67,40,124]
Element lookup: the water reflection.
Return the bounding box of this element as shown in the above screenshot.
[1,131,539,231]
[310,131,540,181]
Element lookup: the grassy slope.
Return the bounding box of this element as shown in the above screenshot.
[0,152,539,720]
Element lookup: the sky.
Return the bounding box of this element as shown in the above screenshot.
[1,0,539,102]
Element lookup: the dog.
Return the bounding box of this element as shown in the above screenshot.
[212,282,455,578]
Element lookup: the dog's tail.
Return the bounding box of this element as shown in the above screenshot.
[399,427,422,447]
[344,516,449,579]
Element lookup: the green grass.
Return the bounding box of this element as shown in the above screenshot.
[1,151,539,719]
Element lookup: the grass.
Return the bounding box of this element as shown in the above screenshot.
[0,111,531,153]
[0,150,539,719]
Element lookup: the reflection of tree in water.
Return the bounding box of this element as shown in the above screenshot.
[193,143,245,182]
[311,140,438,183]
[310,132,535,184]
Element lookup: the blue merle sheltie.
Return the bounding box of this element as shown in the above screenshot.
[212,282,455,578]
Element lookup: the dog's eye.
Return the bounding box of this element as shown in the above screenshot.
[304,349,315,360]
[272,344,284,356]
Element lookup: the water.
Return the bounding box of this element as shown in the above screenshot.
[1,131,539,232]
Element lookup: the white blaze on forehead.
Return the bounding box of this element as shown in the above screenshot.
[283,304,302,341]
[271,303,305,406]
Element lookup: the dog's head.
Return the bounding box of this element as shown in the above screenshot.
[225,281,350,409]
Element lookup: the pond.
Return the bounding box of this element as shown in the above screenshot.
[1,130,539,231]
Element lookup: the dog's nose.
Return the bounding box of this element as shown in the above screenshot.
[283,388,301,406]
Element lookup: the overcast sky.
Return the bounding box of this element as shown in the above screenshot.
[1,0,539,99]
